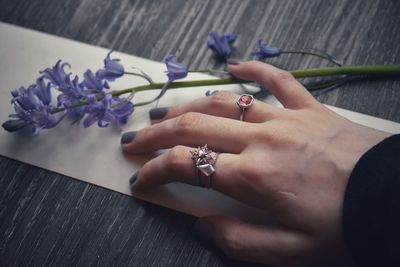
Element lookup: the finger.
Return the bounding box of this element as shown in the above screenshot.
[149,90,283,123]
[130,145,283,212]
[228,60,319,109]
[130,145,242,198]
[122,112,251,154]
[194,216,311,266]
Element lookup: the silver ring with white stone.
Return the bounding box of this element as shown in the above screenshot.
[236,94,254,121]
[190,144,218,188]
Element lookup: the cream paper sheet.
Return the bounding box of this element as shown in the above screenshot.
[0,22,399,223]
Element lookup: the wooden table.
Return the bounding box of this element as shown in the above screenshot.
[1,0,399,266]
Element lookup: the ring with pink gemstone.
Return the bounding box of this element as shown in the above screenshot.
[190,144,218,188]
[236,94,254,121]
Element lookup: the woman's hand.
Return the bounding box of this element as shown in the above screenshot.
[121,61,390,267]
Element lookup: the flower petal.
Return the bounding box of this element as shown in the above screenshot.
[2,119,28,132]
[207,32,236,59]
[165,55,188,81]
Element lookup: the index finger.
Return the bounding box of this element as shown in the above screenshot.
[228,61,319,110]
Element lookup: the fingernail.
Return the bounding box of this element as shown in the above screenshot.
[121,131,137,144]
[227,59,241,65]
[129,171,139,186]
[193,220,214,243]
[149,107,169,120]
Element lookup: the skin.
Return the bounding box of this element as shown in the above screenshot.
[122,61,390,267]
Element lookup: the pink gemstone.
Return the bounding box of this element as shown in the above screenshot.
[237,94,253,107]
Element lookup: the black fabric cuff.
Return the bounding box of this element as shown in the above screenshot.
[343,134,400,266]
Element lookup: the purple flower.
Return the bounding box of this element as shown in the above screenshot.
[57,75,85,119]
[83,94,134,128]
[96,51,124,81]
[81,51,125,92]
[11,85,38,110]
[207,32,236,59]
[81,69,108,92]
[29,103,58,134]
[35,77,52,105]
[5,80,59,133]
[40,60,71,87]
[165,55,188,81]
[3,51,130,134]
[251,40,281,60]
[3,96,57,134]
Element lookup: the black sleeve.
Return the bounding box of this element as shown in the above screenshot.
[343,134,400,267]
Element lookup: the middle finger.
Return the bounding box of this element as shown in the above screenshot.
[122,112,252,154]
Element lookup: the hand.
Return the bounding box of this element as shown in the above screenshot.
[121,61,390,267]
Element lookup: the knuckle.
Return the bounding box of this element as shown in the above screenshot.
[217,228,244,259]
[174,112,202,135]
[209,90,234,107]
[255,123,306,149]
[165,146,187,173]
[269,70,295,87]
[237,159,258,178]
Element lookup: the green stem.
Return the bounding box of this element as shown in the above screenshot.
[290,65,400,78]
[281,50,341,66]
[52,64,400,113]
[117,64,400,95]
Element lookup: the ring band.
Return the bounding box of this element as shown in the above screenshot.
[237,94,254,121]
[190,144,218,188]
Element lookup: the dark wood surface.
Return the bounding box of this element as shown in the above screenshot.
[0,0,399,266]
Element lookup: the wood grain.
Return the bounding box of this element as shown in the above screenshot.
[0,0,399,266]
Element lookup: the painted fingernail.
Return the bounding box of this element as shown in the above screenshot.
[129,171,139,186]
[193,220,214,243]
[227,59,241,65]
[149,107,169,120]
[121,131,137,144]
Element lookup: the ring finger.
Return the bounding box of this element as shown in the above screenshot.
[131,145,243,200]
[122,112,253,154]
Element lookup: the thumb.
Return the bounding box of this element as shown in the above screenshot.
[194,216,311,266]
[227,60,318,109]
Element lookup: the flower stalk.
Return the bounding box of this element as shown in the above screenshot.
[116,64,400,97]
[52,64,400,111]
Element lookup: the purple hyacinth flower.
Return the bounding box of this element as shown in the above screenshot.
[3,100,57,134]
[251,39,281,60]
[57,75,85,119]
[207,32,236,59]
[35,77,52,105]
[83,94,134,128]
[81,69,107,92]
[81,51,125,92]
[2,103,31,132]
[11,85,39,111]
[29,103,57,134]
[97,51,124,81]
[40,60,71,87]
[165,55,188,82]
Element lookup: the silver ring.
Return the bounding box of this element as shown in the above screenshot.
[190,144,218,188]
[236,94,254,121]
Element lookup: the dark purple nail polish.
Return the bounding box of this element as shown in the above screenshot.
[194,220,214,243]
[149,107,169,120]
[227,59,241,65]
[121,131,137,144]
[129,172,139,186]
